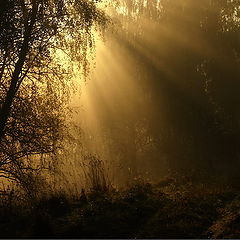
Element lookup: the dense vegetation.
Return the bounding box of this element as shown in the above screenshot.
[1,175,240,238]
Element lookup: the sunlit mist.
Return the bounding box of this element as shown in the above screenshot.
[60,0,240,189]
[0,0,239,238]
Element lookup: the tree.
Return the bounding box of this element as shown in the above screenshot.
[0,0,108,186]
[102,0,240,178]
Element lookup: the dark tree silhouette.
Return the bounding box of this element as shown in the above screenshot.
[0,0,108,185]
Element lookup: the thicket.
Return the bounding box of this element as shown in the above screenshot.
[1,173,240,238]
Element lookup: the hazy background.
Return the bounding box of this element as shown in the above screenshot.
[61,0,240,189]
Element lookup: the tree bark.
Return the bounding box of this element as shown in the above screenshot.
[0,1,38,141]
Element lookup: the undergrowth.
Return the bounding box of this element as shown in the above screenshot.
[0,175,240,238]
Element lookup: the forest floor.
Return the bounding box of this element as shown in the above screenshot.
[1,175,240,238]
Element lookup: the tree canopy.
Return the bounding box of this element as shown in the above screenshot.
[0,0,108,186]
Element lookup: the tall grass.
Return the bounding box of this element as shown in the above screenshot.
[81,154,111,192]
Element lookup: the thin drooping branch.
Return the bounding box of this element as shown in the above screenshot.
[0,1,39,141]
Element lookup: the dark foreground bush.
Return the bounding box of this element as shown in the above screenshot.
[0,179,239,238]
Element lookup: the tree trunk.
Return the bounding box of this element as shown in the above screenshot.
[0,1,38,141]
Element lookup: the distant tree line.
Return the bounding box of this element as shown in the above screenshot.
[96,0,240,181]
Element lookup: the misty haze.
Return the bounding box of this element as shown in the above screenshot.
[0,0,239,238]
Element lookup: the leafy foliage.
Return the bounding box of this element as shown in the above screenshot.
[0,0,108,185]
